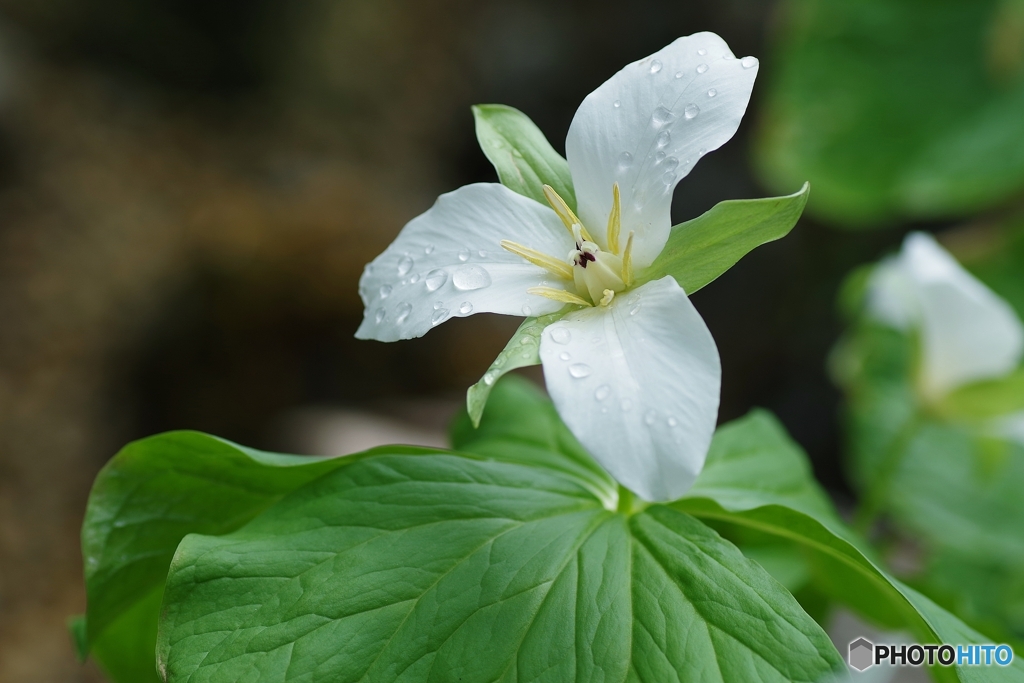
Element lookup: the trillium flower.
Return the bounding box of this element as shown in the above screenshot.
[357,33,763,501]
[867,232,1024,439]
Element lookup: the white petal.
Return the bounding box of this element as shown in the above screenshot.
[565,32,757,269]
[539,276,721,501]
[867,232,1024,397]
[356,183,572,341]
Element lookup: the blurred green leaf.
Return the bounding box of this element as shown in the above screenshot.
[473,104,576,210]
[157,450,844,683]
[939,367,1024,419]
[640,183,809,294]
[758,0,1024,227]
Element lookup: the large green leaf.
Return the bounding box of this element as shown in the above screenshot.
[157,451,845,682]
[757,0,1024,226]
[473,104,576,210]
[677,411,1024,683]
[639,183,809,294]
[79,432,376,680]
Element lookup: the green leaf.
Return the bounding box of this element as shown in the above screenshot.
[79,431,366,679]
[757,0,1024,226]
[454,374,616,505]
[465,311,567,428]
[639,183,809,294]
[473,104,576,210]
[938,367,1024,420]
[157,452,845,682]
[676,411,1024,682]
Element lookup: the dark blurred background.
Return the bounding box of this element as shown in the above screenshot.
[0,1,987,680]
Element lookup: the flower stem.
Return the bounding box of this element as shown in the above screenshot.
[852,411,924,535]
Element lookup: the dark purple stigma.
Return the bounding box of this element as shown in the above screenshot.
[576,247,596,269]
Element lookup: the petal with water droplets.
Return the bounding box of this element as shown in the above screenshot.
[540,276,721,501]
[357,183,572,341]
[565,32,758,268]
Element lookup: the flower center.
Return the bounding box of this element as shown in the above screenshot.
[500,184,634,308]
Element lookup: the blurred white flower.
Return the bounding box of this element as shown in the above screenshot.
[867,232,1024,439]
[356,33,760,501]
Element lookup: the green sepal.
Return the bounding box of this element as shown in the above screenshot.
[472,104,576,210]
[937,367,1024,420]
[465,310,569,428]
[639,183,810,294]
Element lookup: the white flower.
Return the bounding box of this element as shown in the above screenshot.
[356,33,759,501]
[868,232,1024,443]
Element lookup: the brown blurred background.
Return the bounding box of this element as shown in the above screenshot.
[0,1,908,680]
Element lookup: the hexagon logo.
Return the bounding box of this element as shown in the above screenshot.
[849,637,874,671]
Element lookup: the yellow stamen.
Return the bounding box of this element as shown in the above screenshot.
[600,289,615,306]
[543,185,595,243]
[606,183,621,255]
[501,240,574,280]
[621,231,635,286]
[527,286,592,307]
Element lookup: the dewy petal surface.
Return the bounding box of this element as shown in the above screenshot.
[540,276,721,501]
[565,32,758,269]
[357,183,571,341]
[868,232,1024,397]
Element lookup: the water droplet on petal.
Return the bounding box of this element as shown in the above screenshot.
[698,48,707,56]
[433,301,443,310]
[644,410,657,426]
[458,248,470,262]
[409,273,420,284]
[550,328,572,344]
[595,385,610,401]
[656,130,671,147]
[696,63,709,74]
[620,398,633,411]
[520,336,535,345]
[664,157,679,171]
[569,363,592,378]
[478,250,487,258]
[662,172,675,185]
[649,59,662,74]
[424,269,447,291]
[483,371,495,386]
[741,56,757,69]
[459,301,473,314]
[707,88,717,98]
[379,284,392,299]
[613,99,621,108]
[630,302,642,316]
[652,106,676,127]
[655,150,666,162]
[397,255,414,275]
[452,265,492,291]
[431,308,449,326]
[684,104,700,119]
[375,308,386,324]
[674,71,683,79]
[424,244,435,254]
[668,416,679,427]
[396,303,412,324]
[559,352,570,361]
[522,304,532,316]
[617,151,633,169]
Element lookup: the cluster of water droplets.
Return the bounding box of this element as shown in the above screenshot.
[368,247,500,329]
[479,320,544,386]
